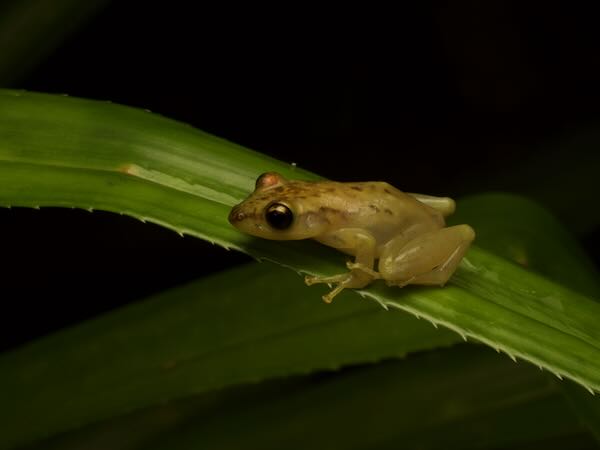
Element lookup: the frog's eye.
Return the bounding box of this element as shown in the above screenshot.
[265,203,293,230]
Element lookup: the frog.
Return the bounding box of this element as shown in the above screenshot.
[229,172,475,303]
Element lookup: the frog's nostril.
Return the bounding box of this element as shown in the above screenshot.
[228,207,246,224]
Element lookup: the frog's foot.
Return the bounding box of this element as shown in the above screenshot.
[305,273,349,287]
[305,273,351,303]
[305,269,375,303]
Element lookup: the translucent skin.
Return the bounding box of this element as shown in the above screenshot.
[229,172,475,303]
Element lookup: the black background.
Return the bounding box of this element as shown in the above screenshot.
[2,2,600,350]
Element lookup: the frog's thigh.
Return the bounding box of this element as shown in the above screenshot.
[349,223,437,277]
[378,225,475,286]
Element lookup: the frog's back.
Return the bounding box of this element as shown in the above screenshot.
[308,180,445,236]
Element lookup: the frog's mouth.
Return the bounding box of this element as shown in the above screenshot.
[228,204,265,236]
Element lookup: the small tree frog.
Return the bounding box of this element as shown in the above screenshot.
[229,172,475,303]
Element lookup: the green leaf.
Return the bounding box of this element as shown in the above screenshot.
[453,193,600,442]
[1,89,600,446]
[27,346,594,450]
[452,193,600,296]
[148,346,591,450]
[1,89,599,387]
[0,263,456,450]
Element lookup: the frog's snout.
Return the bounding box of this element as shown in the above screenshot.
[228,205,246,225]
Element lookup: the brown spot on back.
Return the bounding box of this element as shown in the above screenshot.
[384,208,393,215]
[319,206,338,213]
[351,186,363,191]
[384,188,392,194]
[369,204,380,212]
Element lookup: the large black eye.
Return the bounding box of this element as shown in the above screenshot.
[265,203,293,230]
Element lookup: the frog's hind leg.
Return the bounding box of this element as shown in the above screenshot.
[305,228,377,303]
[407,193,456,217]
[379,225,475,288]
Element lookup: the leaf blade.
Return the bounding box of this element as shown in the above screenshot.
[2,89,600,447]
[0,263,456,449]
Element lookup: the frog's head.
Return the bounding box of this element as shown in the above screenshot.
[229,172,330,240]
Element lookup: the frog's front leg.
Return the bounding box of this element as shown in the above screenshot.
[305,228,377,303]
[378,224,475,287]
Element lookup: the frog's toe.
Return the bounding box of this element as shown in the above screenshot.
[306,270,375,303]
[305,273,348,286]
[322,277,354,303]
[322,293,335,303]
[304,275,317,286]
